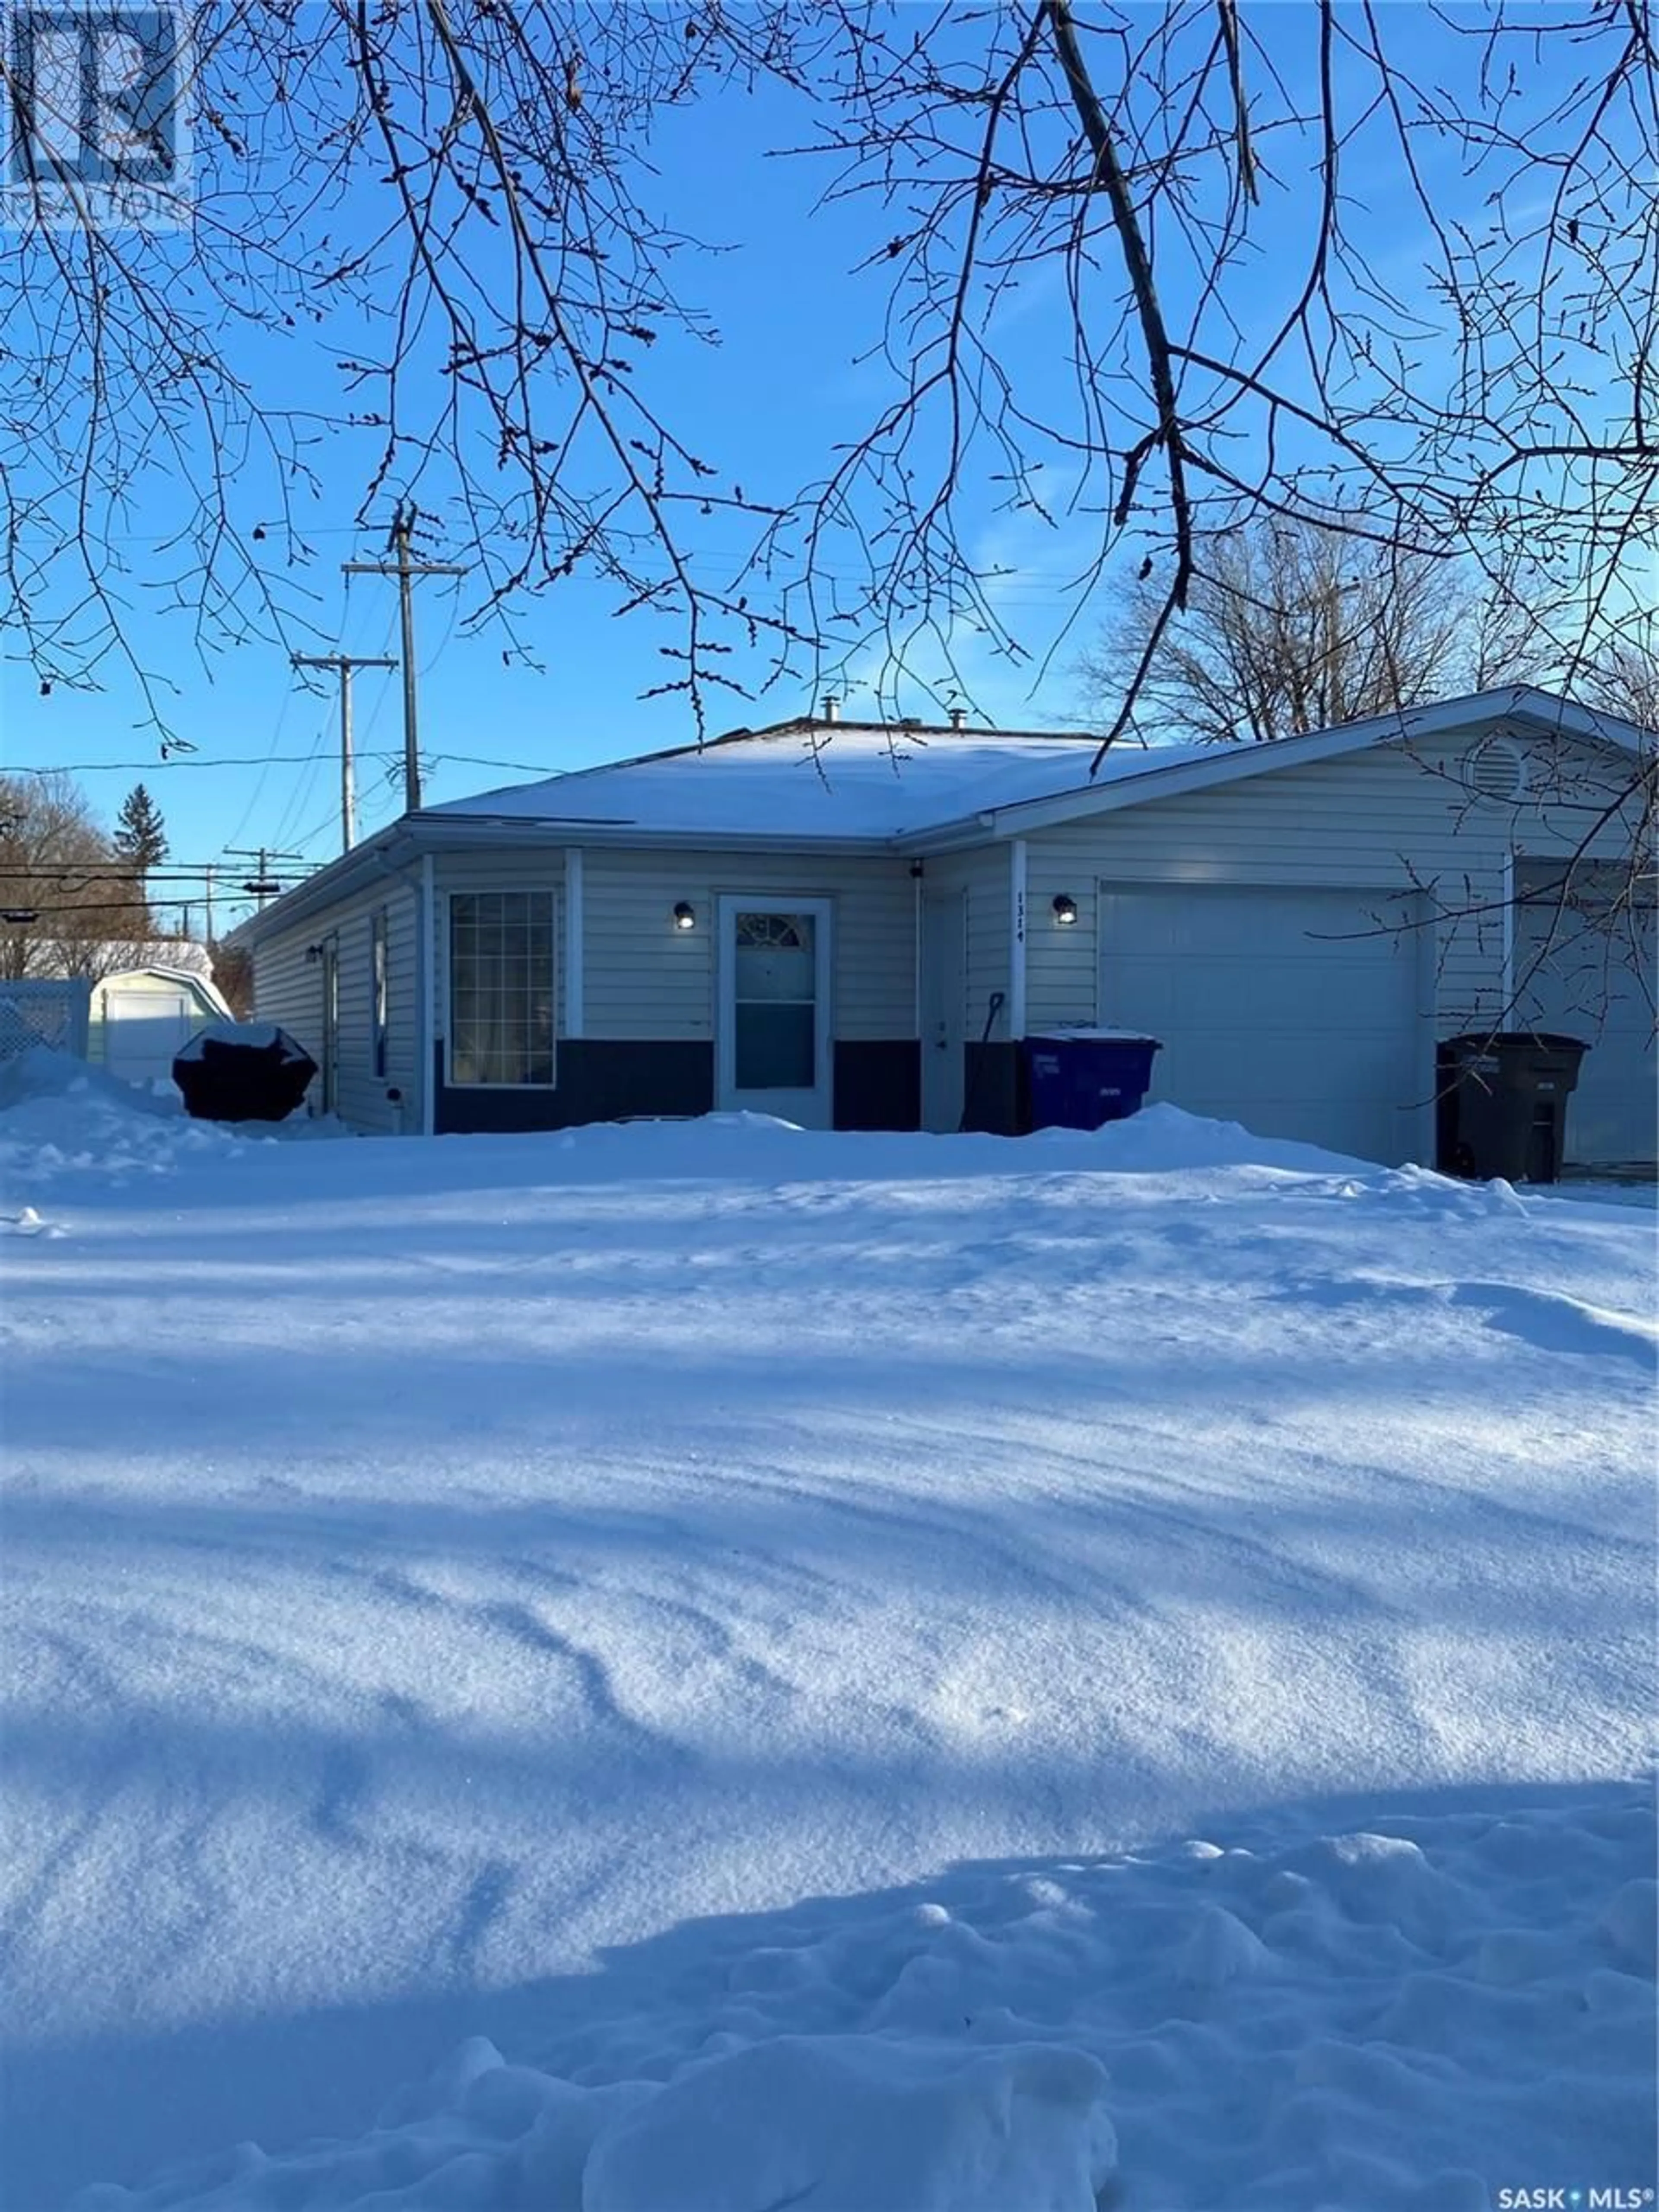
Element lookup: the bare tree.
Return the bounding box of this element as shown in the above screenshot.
[0,773,152,982]
[1,2,1653,754]
[208,940,254,1019]
[801,8,1653,716]
[1577,623,1659,737]
[770,6,1654,744]
[1,4,810,731]
[1075,521,1538,746]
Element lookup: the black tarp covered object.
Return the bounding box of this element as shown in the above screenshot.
[173,1022,318,1123]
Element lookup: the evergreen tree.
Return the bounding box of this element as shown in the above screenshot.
[114,785,168,888]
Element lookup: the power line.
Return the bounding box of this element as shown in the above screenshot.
[265,714,331,853]
[1,892,273,915]
[2,750,561,776]
[223,845,308,908]
[222,682,296,856]
[0,868,248,883]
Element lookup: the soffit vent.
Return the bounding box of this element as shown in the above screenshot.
[1462,734,1528,803]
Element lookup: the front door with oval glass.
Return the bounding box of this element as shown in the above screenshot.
[716,898,833,1127]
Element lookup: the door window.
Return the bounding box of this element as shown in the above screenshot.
[734,911,817,1090]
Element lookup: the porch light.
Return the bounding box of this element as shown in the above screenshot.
[1052,894,1078,927]
[672,902,697,932]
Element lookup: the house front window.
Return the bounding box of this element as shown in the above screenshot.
[448,890,556,1086]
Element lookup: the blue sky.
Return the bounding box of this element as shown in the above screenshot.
[0,4,1645,935]
[5,46,1106,928]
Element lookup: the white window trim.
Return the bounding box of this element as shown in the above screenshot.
[442,884,560,1091]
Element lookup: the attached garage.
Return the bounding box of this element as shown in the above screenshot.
[1000,692,1651,1170]
[1097,884,1433,1165]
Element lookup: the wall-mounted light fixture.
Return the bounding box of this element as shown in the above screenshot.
[1052,893,1078,927]
[672,902,697,932]
[304,943,323,963]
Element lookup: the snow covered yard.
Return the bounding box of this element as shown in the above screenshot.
[1,1061,1653,2212]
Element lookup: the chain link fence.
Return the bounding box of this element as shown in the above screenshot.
[0,980,92,1064]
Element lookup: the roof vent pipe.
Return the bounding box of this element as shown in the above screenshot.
[948,707,968,730]
[822,693,840,723]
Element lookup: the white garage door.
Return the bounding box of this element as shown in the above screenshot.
[102,988,201,1086]
[1514,868,1656,1166]
[1098,884,1431,1165]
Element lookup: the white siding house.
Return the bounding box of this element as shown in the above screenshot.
[247,868,423,1131]
[232,691,1654,1169]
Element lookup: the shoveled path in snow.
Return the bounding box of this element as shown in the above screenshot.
[0,1085,1653,2206]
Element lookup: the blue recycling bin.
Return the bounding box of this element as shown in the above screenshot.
[1023,1030,1162,1131]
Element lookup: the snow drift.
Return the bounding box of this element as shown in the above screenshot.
[69,1792,1656,2212]
[2,1077,1652,2209]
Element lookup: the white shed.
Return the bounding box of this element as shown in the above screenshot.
[90,961,232,1087]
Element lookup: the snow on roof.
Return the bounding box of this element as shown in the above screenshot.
[420,688,1649,848]
[426,722,1210,841]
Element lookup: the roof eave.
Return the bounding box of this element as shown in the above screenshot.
[952,687,1652,841]
[420,816,898,856]
[229,817,907,943]
[897,813,1003,855]
[226,823,423,945]
[229,689,1651,936]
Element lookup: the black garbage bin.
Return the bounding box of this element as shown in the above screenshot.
[1436,1031,1588,1183]
[173,1022,318,1123]
[1023,1030,1162,1132]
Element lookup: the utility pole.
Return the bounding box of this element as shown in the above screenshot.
[342,504,469,813]
[204,864,216,944]
[225,847,305,912]
[290,652,398,854]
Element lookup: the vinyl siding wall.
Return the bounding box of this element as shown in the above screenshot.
[250,871,422,1131]
[920,844,1012,1041]
[1022,731,1646,1035]
[578,849,915,1041]
[248,930,320,1085]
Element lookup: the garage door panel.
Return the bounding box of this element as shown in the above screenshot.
[1148,954,1414,1030]
[1100,885,1431,1166]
